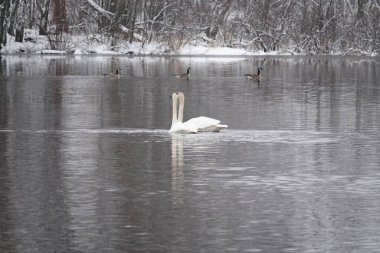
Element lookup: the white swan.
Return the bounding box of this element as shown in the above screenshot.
[169,92,228,133]
[169,92,198,134]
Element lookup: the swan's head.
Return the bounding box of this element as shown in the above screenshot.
[171,91,183,96]
[258,67,263,70]
[171,92,179,100]
[170,92,184,97]
[177,92,185,102]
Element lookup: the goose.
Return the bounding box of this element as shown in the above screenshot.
[169,92,228,133]
[244,67,263,80]
[104,68,121,78]
[174,67,191,80]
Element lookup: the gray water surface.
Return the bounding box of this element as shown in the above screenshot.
[0,55,379,252]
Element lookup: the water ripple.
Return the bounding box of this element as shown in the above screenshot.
[0,128,339,145]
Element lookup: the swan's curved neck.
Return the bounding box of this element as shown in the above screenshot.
[257,68,261,75]
[178,93,184,123]
[172,94,178,125]
[172,92,185,126]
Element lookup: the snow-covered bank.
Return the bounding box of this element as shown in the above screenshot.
[177,45,290,56]
[1,30,378,57]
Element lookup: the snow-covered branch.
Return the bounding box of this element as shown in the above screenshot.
[86,0,114,18]
[0,0,379,55]
[85,0,143,42]
[152,2,176,22]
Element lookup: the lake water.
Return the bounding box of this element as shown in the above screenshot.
[0,55,379,252]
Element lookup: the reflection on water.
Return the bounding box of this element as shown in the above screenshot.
[0,55,380,252]
[171,135,184,207]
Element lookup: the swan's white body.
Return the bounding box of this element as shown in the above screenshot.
[169,92,228,134]
[170,121,198,134]
[185,116,227,132]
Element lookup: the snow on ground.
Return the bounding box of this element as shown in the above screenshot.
[0,30,377,57]
[0,35,291,56]
[179,45,271,56]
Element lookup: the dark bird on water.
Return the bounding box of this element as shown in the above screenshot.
[174,67,191,80]
[244,67,263,80]
[104,68,121,78]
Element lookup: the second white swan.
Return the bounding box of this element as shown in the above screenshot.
[169,92,228,134]
[169,92,198,134]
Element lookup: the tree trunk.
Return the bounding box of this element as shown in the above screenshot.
[262,0,272,23]
[128,0,141,43]
[37,0,51,35]
[7,0,21,36]
[53,0,69,33]
[15,26,24,42]
[357,0,366,19]
[0,0,10,49]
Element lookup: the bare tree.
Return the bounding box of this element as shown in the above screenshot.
[0,0,378,54]
[36,0,51,35]
[52,0,68,33]
[7,0,21,36]
[205,0,233,40]
[85,0,143,42]
[0,0,11,48]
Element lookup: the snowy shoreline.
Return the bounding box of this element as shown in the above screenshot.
[2,47,378,58]
[1,30,378,58]
[2,46,378,58]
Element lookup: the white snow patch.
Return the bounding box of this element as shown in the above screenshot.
[179,45,255,56]
[1,29,378,57]
[38,50,66,54]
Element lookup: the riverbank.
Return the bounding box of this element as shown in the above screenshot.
[1,29,378,57]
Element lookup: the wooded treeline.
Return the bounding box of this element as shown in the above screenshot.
[1,0,379,54]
